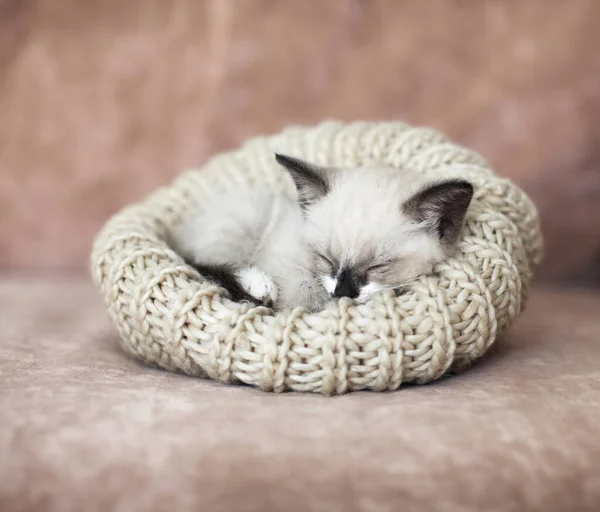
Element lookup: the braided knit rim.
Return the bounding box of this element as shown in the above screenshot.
[91,121,542,394]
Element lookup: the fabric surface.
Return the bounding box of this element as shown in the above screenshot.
[1,276,599,512]
[91,121,542,393]
[1,0,599,282]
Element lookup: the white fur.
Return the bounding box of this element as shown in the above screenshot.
[172,186,327,310]
[235,267,278,304]
[357,282,387,302]
[321,276,337,295]
[173,165,462,311]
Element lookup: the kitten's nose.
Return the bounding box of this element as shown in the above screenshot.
[333,269,359,299]
[334,283,358,299]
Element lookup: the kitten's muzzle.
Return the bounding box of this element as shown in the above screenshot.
[333,268,360,299]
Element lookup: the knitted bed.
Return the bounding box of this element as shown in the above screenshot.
[91,121,542,395]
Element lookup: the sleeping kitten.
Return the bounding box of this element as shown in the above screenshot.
[172,154,473,311]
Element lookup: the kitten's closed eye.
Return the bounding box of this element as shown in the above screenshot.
[317,253,335,268]
[366,261,394,273]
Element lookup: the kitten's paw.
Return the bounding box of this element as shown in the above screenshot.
[235,267,278,307]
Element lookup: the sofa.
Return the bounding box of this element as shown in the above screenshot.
[1,2,599,511]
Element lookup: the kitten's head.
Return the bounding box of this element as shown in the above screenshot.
[275,153,474,302]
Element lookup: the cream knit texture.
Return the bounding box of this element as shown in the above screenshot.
[91,121,543,394]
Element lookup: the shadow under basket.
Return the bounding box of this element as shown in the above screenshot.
[91,121,542,395]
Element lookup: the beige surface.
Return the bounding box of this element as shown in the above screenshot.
[1,0,600,282]
[91,121,542,393]
[1,276,599,511]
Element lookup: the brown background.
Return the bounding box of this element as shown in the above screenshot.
[1,0,599,284]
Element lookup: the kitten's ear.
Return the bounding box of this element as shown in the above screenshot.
[404,179,474,244]
[275,153,331,209]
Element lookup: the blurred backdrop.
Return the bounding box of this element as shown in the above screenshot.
[1,0,599,285]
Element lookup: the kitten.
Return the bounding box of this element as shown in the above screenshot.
[172,154,473,311]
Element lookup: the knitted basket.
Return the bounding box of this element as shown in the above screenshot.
[91,121,542,395]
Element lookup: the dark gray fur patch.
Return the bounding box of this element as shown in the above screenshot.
[404,179,474,246]
[275,153,330,209]
[186,261,273,307]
